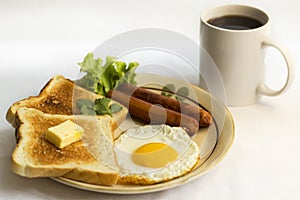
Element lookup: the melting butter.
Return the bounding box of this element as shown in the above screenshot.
[45,120,83,149]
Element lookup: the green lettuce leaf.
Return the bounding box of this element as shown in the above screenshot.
[76,53,139,95]
[76,98,123,116]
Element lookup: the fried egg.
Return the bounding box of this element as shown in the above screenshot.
[114,124,200,185]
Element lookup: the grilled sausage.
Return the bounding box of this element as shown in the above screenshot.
[107,90,199,135]
[116,83,212,127]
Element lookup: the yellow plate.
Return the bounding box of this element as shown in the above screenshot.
[52,74,235,194]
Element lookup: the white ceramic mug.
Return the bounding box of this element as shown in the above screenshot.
[200,4,294,106]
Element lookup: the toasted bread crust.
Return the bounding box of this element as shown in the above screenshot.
[63,168,119,186]
[7,75,129,186]
[12,107,119,186]
[6,75,128,129]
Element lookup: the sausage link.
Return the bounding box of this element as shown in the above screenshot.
[107,90,199,135]
[116,84,212,127]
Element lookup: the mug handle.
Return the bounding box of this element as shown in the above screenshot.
[258,38,294,96]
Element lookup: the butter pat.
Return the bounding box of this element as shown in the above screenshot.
[45,120,84,149]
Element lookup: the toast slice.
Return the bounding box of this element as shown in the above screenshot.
[12,107,119,186]
[6,75,128,131]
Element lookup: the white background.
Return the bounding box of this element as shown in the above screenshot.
[0,0,299,199]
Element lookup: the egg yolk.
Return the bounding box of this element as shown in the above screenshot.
[132,142,178,168]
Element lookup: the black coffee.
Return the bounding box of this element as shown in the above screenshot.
[207,15,264,30]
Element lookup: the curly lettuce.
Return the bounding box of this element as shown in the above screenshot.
[76,98,122,116]
[76,53,139,95]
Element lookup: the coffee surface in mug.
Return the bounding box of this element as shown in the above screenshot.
[207,15,263,30]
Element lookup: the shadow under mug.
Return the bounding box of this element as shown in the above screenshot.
[200,4,294,106]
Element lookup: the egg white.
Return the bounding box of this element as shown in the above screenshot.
[114,124,200,185]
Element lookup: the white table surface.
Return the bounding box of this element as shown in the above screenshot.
[1,0,299,199]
